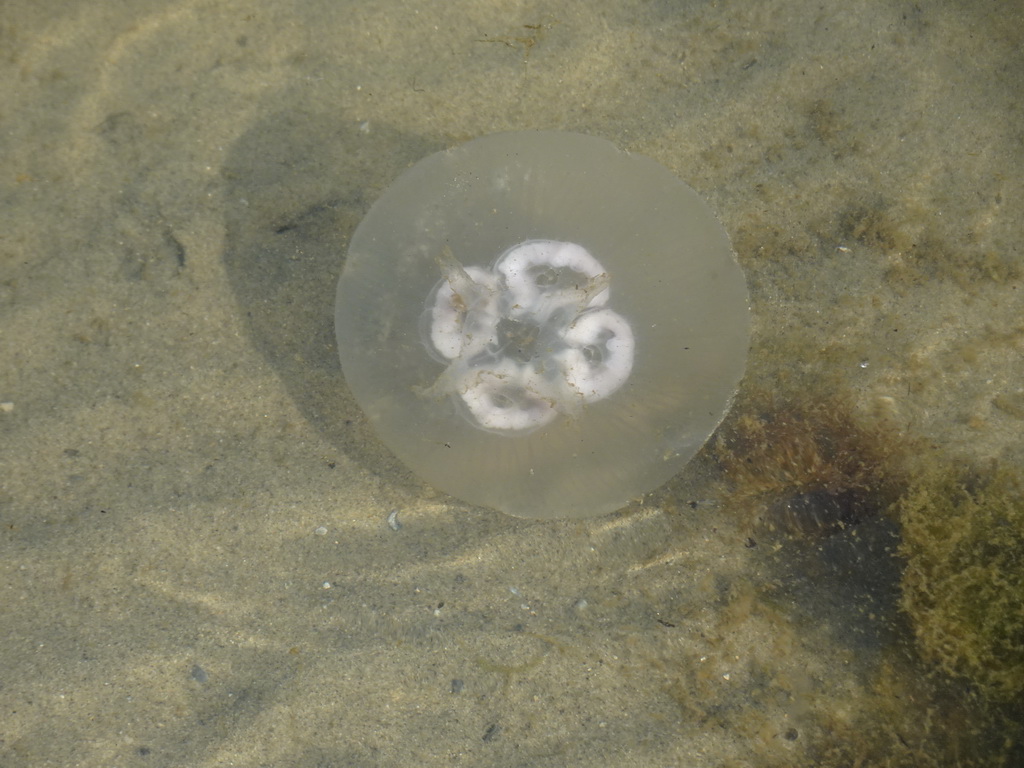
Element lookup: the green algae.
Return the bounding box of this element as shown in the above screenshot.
[898,462,1024,704]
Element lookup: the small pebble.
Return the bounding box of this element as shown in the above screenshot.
[386,509,401,530]
[314,526,328,536]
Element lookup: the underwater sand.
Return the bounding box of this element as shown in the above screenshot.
[0,0,1021,766]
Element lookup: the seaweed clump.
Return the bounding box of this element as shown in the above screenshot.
[705,391,1021,763]
[898,462,1024,704]
[713,393,907,540]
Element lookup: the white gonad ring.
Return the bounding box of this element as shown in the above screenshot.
[558,309,634,403]
[421,240,635,434]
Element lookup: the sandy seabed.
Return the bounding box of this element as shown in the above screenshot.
[1,1,1021,766]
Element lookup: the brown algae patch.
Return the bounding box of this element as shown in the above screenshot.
[698,388,1023,764]
[712,390,908,541]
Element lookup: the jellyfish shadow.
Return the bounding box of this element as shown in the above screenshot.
[221,98,439,488]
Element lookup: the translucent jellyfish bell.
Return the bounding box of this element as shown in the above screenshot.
[335,132,750,519]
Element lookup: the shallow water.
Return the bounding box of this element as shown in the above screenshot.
[1,0,1021,765]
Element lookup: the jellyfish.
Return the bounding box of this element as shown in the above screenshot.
[335,132,749,519]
